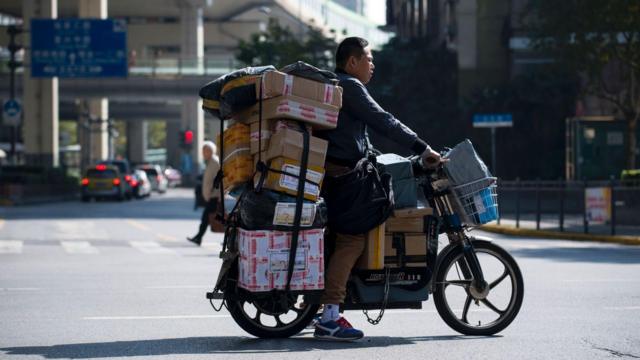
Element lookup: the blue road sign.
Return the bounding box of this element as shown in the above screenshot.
[473,113,513,128]
[31,18,127,78]
[3,99,22,126]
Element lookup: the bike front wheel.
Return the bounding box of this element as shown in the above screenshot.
[433,239,524,336]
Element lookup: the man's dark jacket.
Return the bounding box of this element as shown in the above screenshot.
[316,69,428,167]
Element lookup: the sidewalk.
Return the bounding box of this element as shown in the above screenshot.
[481,215,640,246]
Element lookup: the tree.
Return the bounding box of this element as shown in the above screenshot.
[366,38,461,155]
[236,18,337,69]
[524,0,640,169]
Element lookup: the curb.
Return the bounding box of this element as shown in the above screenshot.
[480,224,640,246]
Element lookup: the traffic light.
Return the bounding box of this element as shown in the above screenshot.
[184,130,194,145]
[181,130,194,150]
[7,26,23,72]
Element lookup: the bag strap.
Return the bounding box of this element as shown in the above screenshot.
[284,121,310,294]
[217,118,225,217]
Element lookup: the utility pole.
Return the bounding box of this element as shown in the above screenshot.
[7,25,24,164]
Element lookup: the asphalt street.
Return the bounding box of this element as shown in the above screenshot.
[1,188,639,359]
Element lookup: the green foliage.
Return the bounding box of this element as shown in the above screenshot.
[59,121,77,146]
[524,0,640,168]
[114,120,127,159]
[147,121,166,149]
[366,37,460,155]
[236,19,337,69]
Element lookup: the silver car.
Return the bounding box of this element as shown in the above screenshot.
[137,164,168,193]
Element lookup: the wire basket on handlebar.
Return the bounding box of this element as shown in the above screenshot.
[450,177,498,226]
[442,139,498,226]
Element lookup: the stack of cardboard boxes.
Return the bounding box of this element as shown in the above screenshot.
[215,69,342,292]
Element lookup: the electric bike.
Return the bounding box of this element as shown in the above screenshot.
[207,153,524,338]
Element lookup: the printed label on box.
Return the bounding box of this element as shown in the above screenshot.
[275,100,339,124]
[273,202,316,226]
[268,248,308,272]
[283,74,294,96]
[323,84,333,104]
[237,228,324,292]
[250,130,271,141]
[279,164,322,197]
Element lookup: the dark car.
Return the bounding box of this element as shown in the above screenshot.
[99,159,134,199]
[81,164,127,201]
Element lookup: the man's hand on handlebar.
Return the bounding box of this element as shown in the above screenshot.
[420,146,448,169]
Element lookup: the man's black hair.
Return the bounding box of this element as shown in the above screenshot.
[335,37,369,70]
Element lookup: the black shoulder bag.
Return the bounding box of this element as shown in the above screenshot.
[323,154,394,235]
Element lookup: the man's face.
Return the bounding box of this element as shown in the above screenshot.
[348,46,374,84]
[202,146,213,161]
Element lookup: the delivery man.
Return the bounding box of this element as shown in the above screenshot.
[314,37,444,341]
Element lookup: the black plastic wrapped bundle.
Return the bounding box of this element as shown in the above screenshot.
[199,65,275,119]
[280,61,338,85]
[237,189,327,231]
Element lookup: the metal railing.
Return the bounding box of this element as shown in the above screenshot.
[496,179,640,237]
[0,56,239,77]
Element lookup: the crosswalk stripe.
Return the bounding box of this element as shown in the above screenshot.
[126,220,152,232]
[61,241,99,254]
[155,233,178,242]
[0,240,23,254]
[129,241,176,255]
[201,242,222,251]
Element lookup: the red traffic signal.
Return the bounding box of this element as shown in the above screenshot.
[184,130,194,145]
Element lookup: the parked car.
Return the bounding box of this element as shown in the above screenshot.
[136,164,168,193]
[132,169,152,199]
[163,166,182,188]
[81,164,127,201]
[98,159,134,199]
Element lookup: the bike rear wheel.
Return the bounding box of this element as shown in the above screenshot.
[226,291,321,338]
[433,239,524,335]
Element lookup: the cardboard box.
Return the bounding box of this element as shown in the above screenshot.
[255,157,325,202]
[246,95,339,130]
[384,233,428,267]
[266,128,328,168]
[393,206,434,218]
[355,223,386,270]
[249,119,312,154]
[217,122,250,158]
[256,71,343,108]
[222,153,253,193]
[237,228,325,292]
[385,206,434,233]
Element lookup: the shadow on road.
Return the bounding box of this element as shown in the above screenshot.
[0,197,199,221]
[1,334,494,358]
[509,246,640,265]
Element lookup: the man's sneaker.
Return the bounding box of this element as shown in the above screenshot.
[336,317,353,328]
[314,318,364,341]
[306,314,321,329]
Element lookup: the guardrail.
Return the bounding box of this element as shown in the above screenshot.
[497,179,640,237]
[0,56,239,77]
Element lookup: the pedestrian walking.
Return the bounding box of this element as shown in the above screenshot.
[187,141,220,245]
